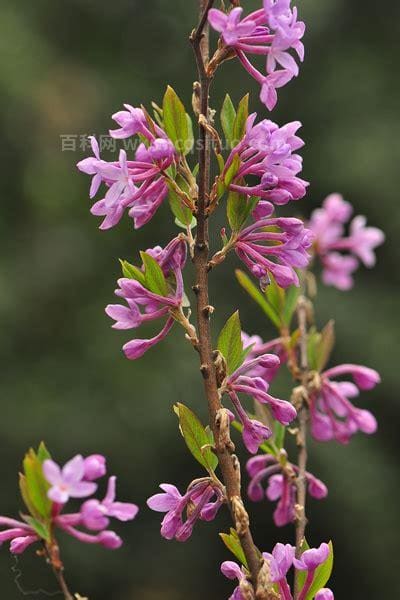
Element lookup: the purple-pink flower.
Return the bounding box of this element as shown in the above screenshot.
[0,452,138,555]
[77,106,176,230]
[308,194,384,290]
[208,2,305,109]
[225,115,308,205]
[43,455,98,504]
[106,236,187,360]
[309,364,380,444]
[147,480,224,542]
[246,454,327,526]
[221,540,333,599]
[234,209,313,288]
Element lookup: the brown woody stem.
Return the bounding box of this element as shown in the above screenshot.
[190,0,263,591]
[294,295,309,599]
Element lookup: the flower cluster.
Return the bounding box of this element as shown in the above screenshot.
[221,349,297,454]
[106,236,187,359]
[222,541,333,600]
[309,364,380,444]
[309,194,385,290]
[225,116,308,206]
[0,451,138,554]
[209,1,305,109]
[234,208,313,289]
[147,479,224,542]
[77,105,176,230]
[246,454,327,526]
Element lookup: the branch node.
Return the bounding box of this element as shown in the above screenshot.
[231,495,249,535]
[200,364,210,378]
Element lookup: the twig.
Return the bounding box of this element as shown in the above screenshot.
[294,295,309,598]
[190,0,263,590]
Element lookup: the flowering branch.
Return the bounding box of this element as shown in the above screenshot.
[293,294,310,598]
[190,0,263,591]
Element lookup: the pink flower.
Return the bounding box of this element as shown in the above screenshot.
[106,237,187,360]
[310,364,380,444]
[225,116,308,206]
[147,481,224,542]
[221,560,246,600]
[246,455,327,526]
[77,106,176,230]
[309,194,384,290]
[234,214,313,288]
[315,590,334,600]
[208,2,305,110]
[83,454,107,481]
[80,476,139,531]
[293,542,330,570]
[43,456,98,504]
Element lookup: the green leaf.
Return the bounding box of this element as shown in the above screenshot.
[22,516,51,542]
[185,113,194,156]
[307,328,321,371]
[217,311,244,374]
[227,192,258,232]
[162,86,189,154]
[235,270,281,330]
[220,528,249,569]
[22,449,52,519]
[37,441,51,464]
[224,154,241,187]
[296,541,334,600]
[273,422,286,450]
[265,275,285,316]
[168,186,193,226]
[174,403,218,472]
[221,94,237,149]
[282,285,300,327]
[140,252,168,297]
[19,473,38,517]
[316,321,335,372]
[232,94,249,144]
[119,259,146,285]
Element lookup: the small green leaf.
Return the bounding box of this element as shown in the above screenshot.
[307,328,321,371]
[224,154,241,187]
[175,403,218,472]
[19,473,38,517]
[22,516,51,542]
[316,321,335,372]
[217,311,244,374]
[235,270,281,330]
[265,275,285,316]
[221,94,237,149]
[119,259,146,285]
[168,185,193,226]
[220,528,249,569]
[185,113,194,155]
[162,86,189,154]
[282,285,300,327]
[140,252,168,297]
[273,422,286,450]
[37,442,51,464]
[232,94,249,144]
[22,449,52,519]
[227,192,258,232]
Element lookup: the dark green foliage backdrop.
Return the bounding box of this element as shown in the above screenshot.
[0,1,399,597]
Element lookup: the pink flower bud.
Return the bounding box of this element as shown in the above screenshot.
[83,455,107,481]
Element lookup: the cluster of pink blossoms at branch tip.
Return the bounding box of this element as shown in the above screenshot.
[209,1,305,110]
[246,454,327,527]
[77,105,176,230]
[106,236,187,359]
[147,480,224,542]
[0,454,138,554]
[309,364,380,444]
[222,542,333,600]
[308,194,385,290]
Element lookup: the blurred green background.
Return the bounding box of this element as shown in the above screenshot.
[0,0,399,597]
